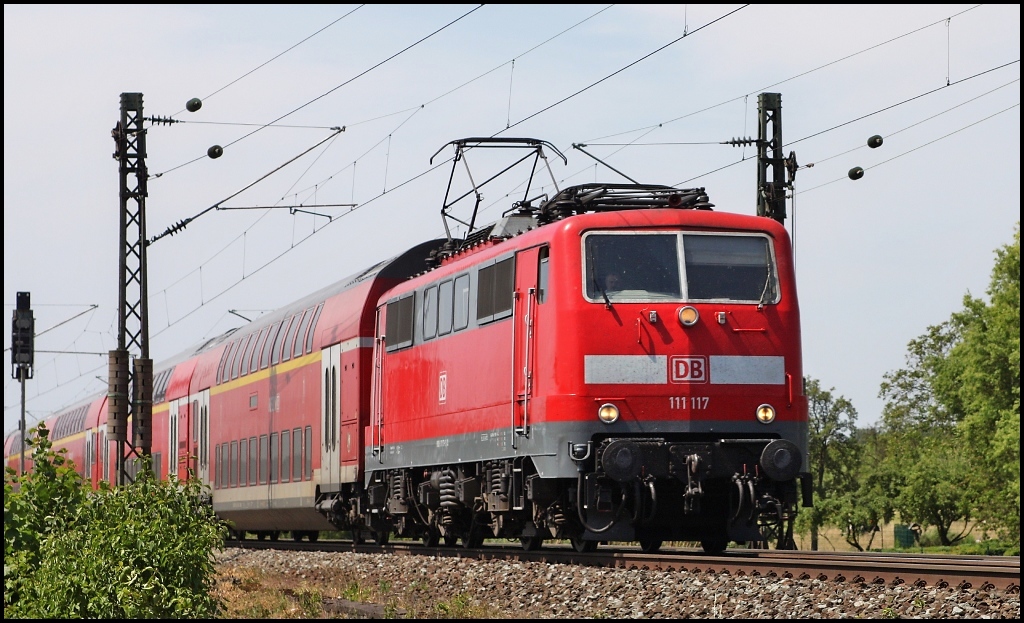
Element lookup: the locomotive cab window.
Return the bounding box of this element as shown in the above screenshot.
[385,294,415,351]
[453,274,470,330]
[583,232,777,304]
[683,234,777,302]
[477,256,514,324]
[422,286,438,340]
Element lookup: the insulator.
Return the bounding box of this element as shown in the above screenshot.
[186,97,202,113]
[848,167,865,181]
[867,135,883,149]
[207,145,223,159]
[107,349,130,442]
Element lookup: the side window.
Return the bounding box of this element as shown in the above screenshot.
[230,337,247,380]
[239,438,248,487]
[292,428,302,480]
[282,313,301,363]
[304,426,313,480]
[293,308,313,359]
[422,286,438,340]
[249,327,269,374]
[230,440,238,487]
[453,274,470,330]
[248,436,257,486]
[305,304,323,354]
[538,246,549,304]
[239,332,256,376]
[438,280,454,336]
[385,295,414,351]
[259,435,269,485]
[282,429,292,483]
[272,317,293,366]
[261,322,282,370]
[220,341,238,384]
[477,257,515,323]
[270,433,279,484]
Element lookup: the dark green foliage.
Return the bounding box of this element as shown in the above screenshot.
[5,424,229,618]
[797,377,861,551]
[878,224,1020,546]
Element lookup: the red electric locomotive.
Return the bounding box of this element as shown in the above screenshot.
[6,138,810,553]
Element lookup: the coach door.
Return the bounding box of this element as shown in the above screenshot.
[512,245,543,447]
[321,344,341,485]
[195,390,211,486]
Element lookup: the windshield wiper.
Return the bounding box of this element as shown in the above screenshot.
[758,267,773,309]
[586,247,613,309]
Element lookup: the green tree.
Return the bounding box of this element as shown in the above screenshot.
[5,424,228,618]
[945,225,1020,542]
[878,224,1019,545]
[830,427,896,551]
[798,377,860,551]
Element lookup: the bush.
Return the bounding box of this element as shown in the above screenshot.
[4,425,228,618]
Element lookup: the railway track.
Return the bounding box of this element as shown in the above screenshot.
[232,538,1020,593]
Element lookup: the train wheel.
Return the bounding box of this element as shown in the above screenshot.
[570,535,597,553]
[257,532,267,541]
[308,531,319,543]
[270,531,280,542]
[639,538,662,553]
[442,534,458,547]
[293,531,305,542]
[351,529,365,545]
[372,531,390,546]
[520,535,544,551]
[422,526,440,547]
[700,536,728,554]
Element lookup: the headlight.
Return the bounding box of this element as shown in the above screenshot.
[598,403,620,424]
[677,306,699,326]
[756,404,776,424]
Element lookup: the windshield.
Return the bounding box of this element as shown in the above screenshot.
[584,232,777,303]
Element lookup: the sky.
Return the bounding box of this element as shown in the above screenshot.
[4,4,1020,436]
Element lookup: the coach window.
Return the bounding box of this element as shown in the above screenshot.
[237,333,254,377]
[240,332,256,377]
[281,313,300,363]
[270,433,279,484]
[438,280,454,336]
[231,336,248,380]
[230,440,238,487]
[477,256,515,324]
[249,436,258,486]
[292,309,311,359]
[281,429,292,483]
[385,294,415,351]
[272,317,293,366]
[422,286,438,340]
[248,327,267,375]
[538,246,550,303]
[215,445,222,489]
[261,322,282,370]
[259,435,269,485]
[304,426,313,480]
[305,304,323,354]
[239,438,248,487]
[220,341,239,384]
[292,428,302,481]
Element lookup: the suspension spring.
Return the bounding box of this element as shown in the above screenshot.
[490,465,508,500]
[439,468,458,508]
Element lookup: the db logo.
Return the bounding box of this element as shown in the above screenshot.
[438,371,447,404]
[670,356,707,383]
